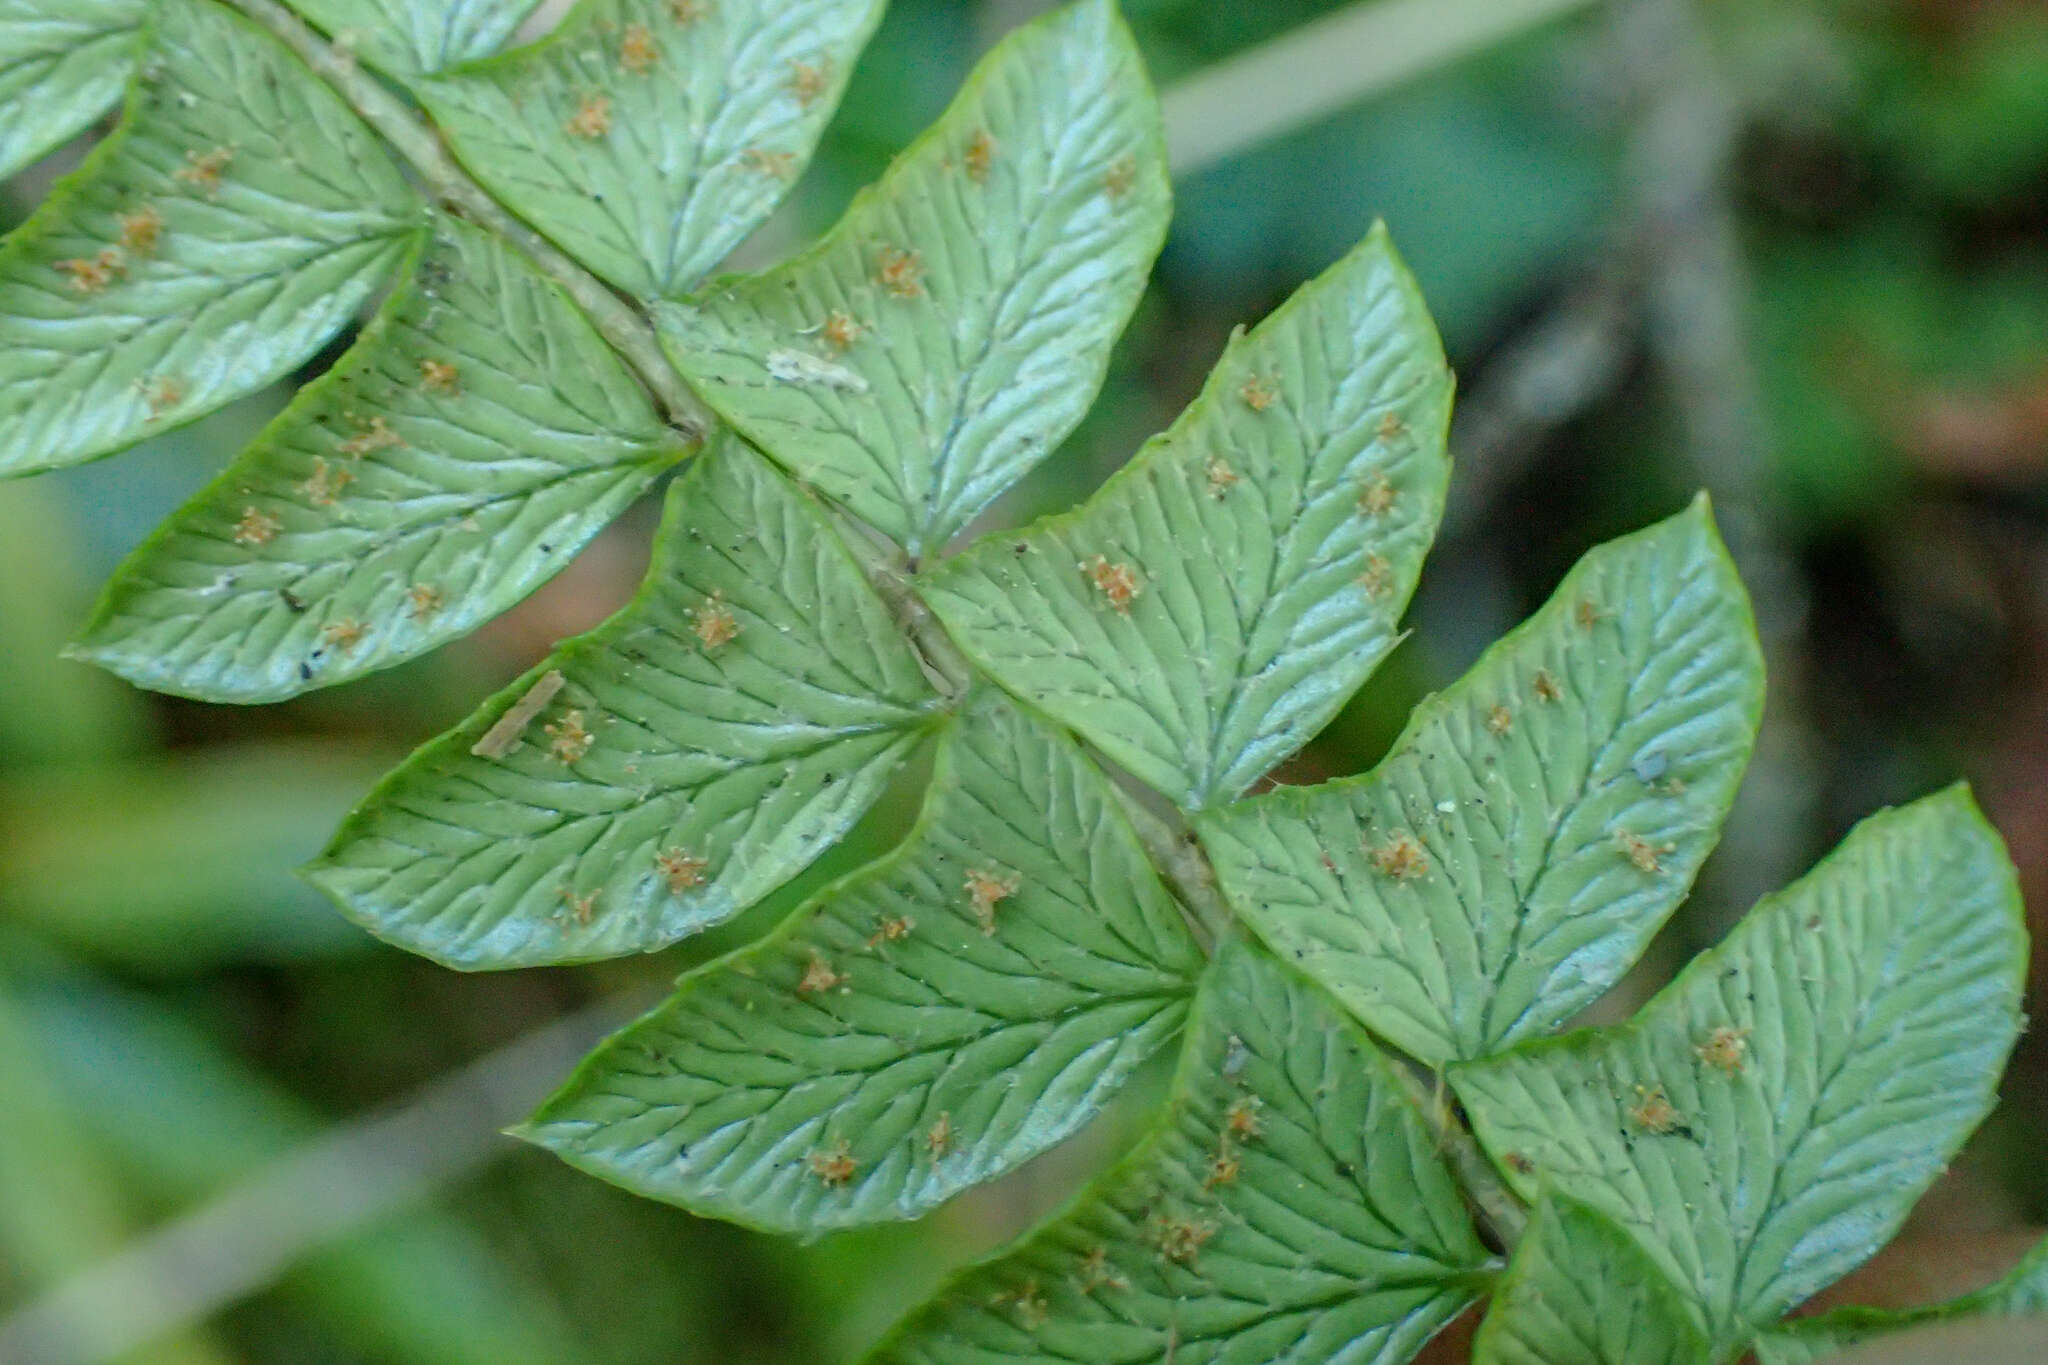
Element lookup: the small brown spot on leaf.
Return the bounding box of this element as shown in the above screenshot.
[867,914,914,948]
[1504,1151,1536,1175]
[807,1136,856,1186]
[176,146,234,198]
[1358,473,1396,518]
[234,507,281,546]
[668,0,708,21]
[877,246,924,298]
[1358,553,1392,598]
[1532,668,1563,703]
[419,359,460,394]
[1576,598,1604,629]
[1224,1097,1264,1141]
[1695,1026,1750,1075]
[567,93,612,138]
[141,375,184,417]
[964,128,996,182]
[741,147,797,179]
[118,206,163,254]
[1204,1148,1240,1188]
[1082,555,1141,611]
[787,59,831,106]
[619,23,658,73]
[1369,832,1428,880]
[545,708,593,763]
[408,583,444,619]
[321,618,366,651]
[1103,153,1137,199]
[925,1111,952,1157]
[797,950,844,995]
[1615,828,1672,873]
[1076,1246,1128,1293]
[1205,455,1239,498]
[820,310,864,350]
[1486,704,1513,736]
[1240,376,1277,411]
[1150,1214,1216,1265]
[656,848,709,894]
[300,457,354,507]
[964,867,1019,934]
[56,250,124,293]
[1628,1084,1681,1135]
[338,415,403,456]
[559,887,598,924]
[690,591,739,649]
[1376,411,1408,443]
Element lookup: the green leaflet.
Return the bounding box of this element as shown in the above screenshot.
[1752,1233,2048,1365]
[519,690,1205,1234]
[0,0,147,181]
[72,215,685,702]
[1473,1193,1710,1365]
[1451,788,2029,1359]
[922,225,1452,810]
[0,0,422,478]
[1196,500,1764,1066]
[307,436,942,969]
[284,0,540,76]
[866,937,1493,1365]
[658,0,1170,557]
[417,0,883,300]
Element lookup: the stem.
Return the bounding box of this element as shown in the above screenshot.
[221,0,711,437]
[828,509,976,700]
[1393,1062,1529,1250]
[1108,783,1235,953]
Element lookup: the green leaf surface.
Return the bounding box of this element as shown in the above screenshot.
[1753,1233,2048,1365]
[418,0,883,299]
[72,215,684,702]
[307,436,942,968]
[1195,501,1763,1066]
[0,0,422,478]
[284,0,540,76]
[1451,788,2029,1358]
[921,225,1451,810]
[1473,1193,1710,1365]
[520,690,1205,1233]
[0,0,147,181]
[658,0,1169,556]
[866,937,1493,1365]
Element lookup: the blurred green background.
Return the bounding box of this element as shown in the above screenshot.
[4,0,2047,1360]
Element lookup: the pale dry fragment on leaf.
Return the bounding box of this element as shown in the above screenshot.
[470,669,568,758]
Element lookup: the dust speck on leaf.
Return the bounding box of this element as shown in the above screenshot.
[964,128,996,182]
[1205,455,1239,498]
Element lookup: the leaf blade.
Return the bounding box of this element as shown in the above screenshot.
[921,224,1452,809]
[0,0,148,180]
[307,436,942,968]
[659,0,1171,555]
[418,0,884,299]
[1196,500,1764,1065]
[1451,787,2029,1357]
[866,937,1493,1365]
[0,0,422,477]
[519,690,1206,1233]
[1753,1233,2048,1365]
[1473,1193,1711,1365]
[283,0,541,76]
[73,214,684,701]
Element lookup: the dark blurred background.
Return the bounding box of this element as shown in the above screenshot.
[3,0,2046,1360]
